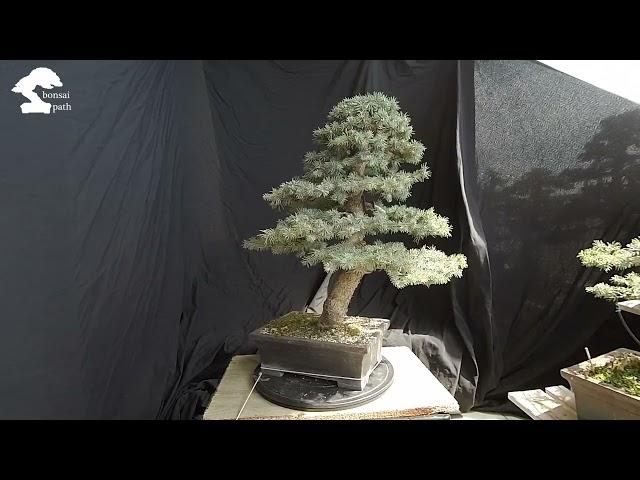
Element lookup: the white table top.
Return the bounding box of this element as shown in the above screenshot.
[618,300,640,316]
[203,346,461,420]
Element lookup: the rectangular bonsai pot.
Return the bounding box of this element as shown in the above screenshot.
[250,315,390,391]
[560,348,640,420]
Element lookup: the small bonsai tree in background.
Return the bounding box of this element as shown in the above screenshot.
[577,237,640,398]
[578,236,640,301]
[244,92,467,329]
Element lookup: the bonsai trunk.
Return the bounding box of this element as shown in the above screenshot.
[318,270,365,328]
[317,166,367,329]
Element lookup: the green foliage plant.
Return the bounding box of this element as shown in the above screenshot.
[245,93,467,328]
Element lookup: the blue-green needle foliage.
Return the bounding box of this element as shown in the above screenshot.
[578,237,640,301]
[244,93,467,289]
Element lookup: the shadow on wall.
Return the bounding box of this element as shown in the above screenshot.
[481,108,640,397]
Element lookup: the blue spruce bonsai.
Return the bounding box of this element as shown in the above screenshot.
[245,93,467,328]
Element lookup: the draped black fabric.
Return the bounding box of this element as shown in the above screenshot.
[0,60,637,418]
[472,60,640,410]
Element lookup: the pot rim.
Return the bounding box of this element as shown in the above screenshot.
[249,314,390,349]
[560,347,640,400]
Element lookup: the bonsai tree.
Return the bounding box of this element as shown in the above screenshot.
[244,92,467,329]
[578,236,640,301]
[574,237,640,408]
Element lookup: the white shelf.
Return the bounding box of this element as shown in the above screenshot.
[618,300,640,316]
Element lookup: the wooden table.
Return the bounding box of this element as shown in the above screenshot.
[508,385,577,420]
[203,346,461,420]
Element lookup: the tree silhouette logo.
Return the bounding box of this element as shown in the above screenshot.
[11,67,63,114]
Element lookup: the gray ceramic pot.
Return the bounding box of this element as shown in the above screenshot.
[251,314,390,390]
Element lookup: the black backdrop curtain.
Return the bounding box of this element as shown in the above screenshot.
[472,60,640,410]
[0,60,637,419]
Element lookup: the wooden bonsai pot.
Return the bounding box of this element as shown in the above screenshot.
[250,314,390,391]
[560,348,640,420]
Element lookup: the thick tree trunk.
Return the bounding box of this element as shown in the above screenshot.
[318,270,365,328]
[317,162,367,328]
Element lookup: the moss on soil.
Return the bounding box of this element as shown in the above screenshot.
[260,311,382,345]
[585,353,640,397]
